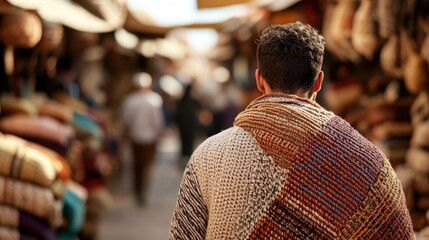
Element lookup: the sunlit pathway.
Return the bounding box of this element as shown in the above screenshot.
[98,129,184,240]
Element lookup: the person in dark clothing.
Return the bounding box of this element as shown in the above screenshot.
[176,84,200,169]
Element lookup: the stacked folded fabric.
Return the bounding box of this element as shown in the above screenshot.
[1,95,110,239]
[0,96,38,117]
[38,100,73,124]
[0,134,88,240]
[0,134,65,239]
[0,115,76,156]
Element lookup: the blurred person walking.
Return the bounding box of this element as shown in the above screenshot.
[121,72,164,206]
[169,22,413,239]
[176,84,200,169]
[54,55,79,98]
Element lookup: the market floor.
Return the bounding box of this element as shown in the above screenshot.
[98,128,185,240]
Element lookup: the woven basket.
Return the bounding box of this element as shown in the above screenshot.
[412,122,429,148]
[0,10,42,48]
[403,31,429,93]
[377,0,399,39]
[352,0,379,60]
[380,35,402,78]
[411,92,429,126]
[421,33,429,64]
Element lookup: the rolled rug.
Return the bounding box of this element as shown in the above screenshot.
[0,226,18,240]
[19,211,56,240]
[0,115,75,147]
[0,204,18,228]
[0,225,50,240]
[3,134,72,180]
[0,134,56,187]
[53,92,87,112]
[0,204,56,240]
[0,95,37,117]
[0,176,62,227]
[38,100,73,124]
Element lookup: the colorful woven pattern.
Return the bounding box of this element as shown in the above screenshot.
[170,94,414,239]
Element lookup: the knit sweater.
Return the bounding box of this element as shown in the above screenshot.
[169,94,414,239]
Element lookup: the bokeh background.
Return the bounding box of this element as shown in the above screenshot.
[1,0,429,239]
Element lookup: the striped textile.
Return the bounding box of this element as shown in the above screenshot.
[0,204,18,228]
[0,176,62,226]
[0,115,75,146]
[0,226,18,240]
[0,204,57,240]
[3,134,72,180]
[170,164,208,239]
[169,94,414,239]
[0,134,57,187]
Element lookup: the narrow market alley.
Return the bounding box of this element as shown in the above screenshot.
[98,128,183,239]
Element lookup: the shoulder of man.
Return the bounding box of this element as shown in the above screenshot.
[189,126,259,169]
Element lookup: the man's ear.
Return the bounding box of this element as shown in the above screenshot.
[255,69,266,93]
[313,71,324,93]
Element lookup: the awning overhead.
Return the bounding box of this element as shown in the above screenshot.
[197,0,301,11]
[6,0,127,33]
[197,0,250,9]
[124,10,226,36]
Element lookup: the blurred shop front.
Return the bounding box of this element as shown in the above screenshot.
[0,0,429,239]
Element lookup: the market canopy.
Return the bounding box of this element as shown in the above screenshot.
[197,0,301,11]
[6,0,127,33]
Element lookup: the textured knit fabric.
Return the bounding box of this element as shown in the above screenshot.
[0,134,57,187]
[0,226,19,240]
[169,94,414,240]
[0,204,18,228]
[3,134,72,180]
[0,176,62,226]
[0,115,75,146]
[0,204,56,240]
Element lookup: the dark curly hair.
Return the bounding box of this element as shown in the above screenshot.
[256,22,325,93]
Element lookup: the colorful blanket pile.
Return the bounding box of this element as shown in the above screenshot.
[0,133,85,239]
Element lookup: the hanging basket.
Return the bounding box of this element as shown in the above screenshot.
[0,10,42,48]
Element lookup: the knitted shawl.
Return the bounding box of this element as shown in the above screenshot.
[169,94,413,240]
